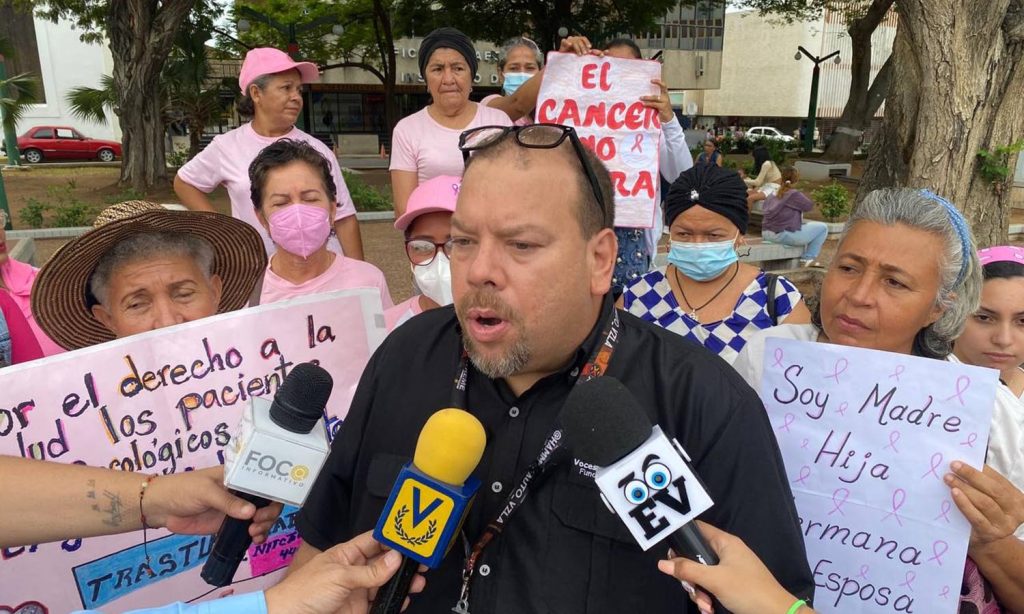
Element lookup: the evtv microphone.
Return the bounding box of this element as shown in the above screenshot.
[560,377,719,565]
[371,408,486,614]
[200,362,334,587]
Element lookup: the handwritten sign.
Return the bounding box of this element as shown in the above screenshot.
[762,338,996,614]
[0,290,385,613]
[536,52,662,228]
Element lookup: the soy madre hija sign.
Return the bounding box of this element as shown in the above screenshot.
[761,338,996,613]
[536,52,662,228]
[0,289,385,613]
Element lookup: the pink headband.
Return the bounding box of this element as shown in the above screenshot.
[978,245,1024,265]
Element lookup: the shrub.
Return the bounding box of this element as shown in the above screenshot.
[343,170,392,212]
[812,181,851,222]
[19,199,46,229]
[17,182,99,228]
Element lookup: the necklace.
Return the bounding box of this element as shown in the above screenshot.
[672,263,740,323]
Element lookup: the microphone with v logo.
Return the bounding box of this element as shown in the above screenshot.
[372,409,486,614]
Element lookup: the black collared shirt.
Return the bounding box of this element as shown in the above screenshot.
[298,299,814,613]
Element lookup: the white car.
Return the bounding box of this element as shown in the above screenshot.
[747,126,796,143]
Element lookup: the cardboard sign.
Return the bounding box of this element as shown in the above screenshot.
[761,338,996,613]
[536,52,662,228]
[0,290,385,612]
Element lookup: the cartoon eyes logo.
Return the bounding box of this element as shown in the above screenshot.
[620,455,673,505]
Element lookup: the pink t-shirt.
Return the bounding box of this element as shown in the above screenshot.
[0,258,64,356]
[384,295,425,332]
[480,94,533,127]
[260,252,394,309]
[176,123,357,256]
[389,103,513,184]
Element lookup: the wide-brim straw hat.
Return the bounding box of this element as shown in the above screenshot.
[33,200,267,350]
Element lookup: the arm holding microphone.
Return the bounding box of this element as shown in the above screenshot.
[0,458,280,548]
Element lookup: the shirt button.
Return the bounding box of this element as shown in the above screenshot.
[479,564,491,577]
[491,481,503,493]
[508,406,520,418]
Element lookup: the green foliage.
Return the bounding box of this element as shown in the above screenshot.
[103,186,146,205]
[343,170,392,212]
[166,149,190,168]
[66,74,117,125]
[747,137,790,164]
[812,181,851,222]
[0,36,41,133]
[976,140,1024,195]
[18,181,99,228]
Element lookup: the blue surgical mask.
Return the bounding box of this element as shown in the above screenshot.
[667,236,739,281]
[501,72,532,96]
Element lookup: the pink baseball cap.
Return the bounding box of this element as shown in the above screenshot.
[978,245,1024,265]
[239,47,320,93]
[395,175,461,232]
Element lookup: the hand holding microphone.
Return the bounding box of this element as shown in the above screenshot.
[202,362,335,587]
[371,408,487,614]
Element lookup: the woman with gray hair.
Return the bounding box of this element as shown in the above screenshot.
[481,37,545,127]
[732,188,1024,612]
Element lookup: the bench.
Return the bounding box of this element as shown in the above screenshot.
[652,236,804,272]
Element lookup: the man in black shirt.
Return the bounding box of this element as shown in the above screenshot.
[292,125,813,613]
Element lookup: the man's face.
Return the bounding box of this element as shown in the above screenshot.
[450,148,615,383]
[91,255,223,338]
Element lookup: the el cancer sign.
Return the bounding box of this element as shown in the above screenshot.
[536,52,663,228]
[0,290,385,613]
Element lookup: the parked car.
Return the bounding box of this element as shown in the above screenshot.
[746,126,796,144]
[11,126,122,163]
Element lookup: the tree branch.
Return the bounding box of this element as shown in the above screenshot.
[864,52,893,118]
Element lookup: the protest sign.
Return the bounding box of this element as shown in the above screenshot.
[536,52,662,228]
[761,338,996,613]
[0,289,385,613]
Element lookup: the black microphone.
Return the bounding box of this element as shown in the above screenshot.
[200,362,334,587]
[560,377,720,566]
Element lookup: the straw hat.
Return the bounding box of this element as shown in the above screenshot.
[33,201,267,350]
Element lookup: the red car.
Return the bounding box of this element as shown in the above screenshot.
[14,126,122,163]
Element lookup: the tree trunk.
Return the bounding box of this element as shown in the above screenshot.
[373,0,398,148]
[107,0,196,191]
[857,0,1024,244]
[188,119,203,158]
[821,0,895,162]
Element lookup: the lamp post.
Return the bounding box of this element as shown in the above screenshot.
[795,46,840,155]
[236,7,345,60]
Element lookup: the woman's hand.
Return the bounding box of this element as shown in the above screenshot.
[559,35,600,56]
[946,462,1024,549]
[640,78,674,123]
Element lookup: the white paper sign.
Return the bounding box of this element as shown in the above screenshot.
[761,338,996,614]
[536,52,662,228]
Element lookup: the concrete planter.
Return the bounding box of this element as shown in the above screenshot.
[824,221,845,235]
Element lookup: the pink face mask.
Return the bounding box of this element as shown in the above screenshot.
[268,204,331,259]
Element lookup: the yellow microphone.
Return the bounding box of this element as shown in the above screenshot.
[371,409,486,614]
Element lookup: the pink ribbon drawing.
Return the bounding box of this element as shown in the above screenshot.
[889,365,905,382]
[826,358,849,384]
[772,347,784,368]
[935,499,952,523]
[939,585,951,599]
[928,540,948,566]
[834,402,848,417]
[792,465,811,486]
[899,571,916,591]
[828,487,850,516]
[960,432,978,448]
[881,488,906,527]
[943,375,970,405]
[630,134,644,153]
[800,438,810,450]
[883,430,901,453]
[777,413,795,433]
[856,565,870,580]
[921,452,944,481]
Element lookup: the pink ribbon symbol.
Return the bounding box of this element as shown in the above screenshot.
[935,499,952,523]
[630,134,644,153]
[943,375,971,405]
[792,465,811,486]
[899,571,916,591]
[835,402,848,417]
[800,438,810,450]
[825,358,849,383]
[884,430,901,453]
[772,347,784,368]
[921,452,944,480]
[777,413,795,433]
[881,488,906,526]
[928,540,949,566]
[939,585,951,599]
[856,565,870,580]
[829,487,850,516]
[889,365,905,382]
[960,432,978,447]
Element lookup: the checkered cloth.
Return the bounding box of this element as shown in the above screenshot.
[622,267,802,364]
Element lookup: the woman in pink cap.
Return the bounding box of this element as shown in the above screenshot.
[174,47,364,260]
[384,175,460,331]
[248,139,392,310]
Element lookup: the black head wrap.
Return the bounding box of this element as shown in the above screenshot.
[418,27,478,79]
[664,164,749,233]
